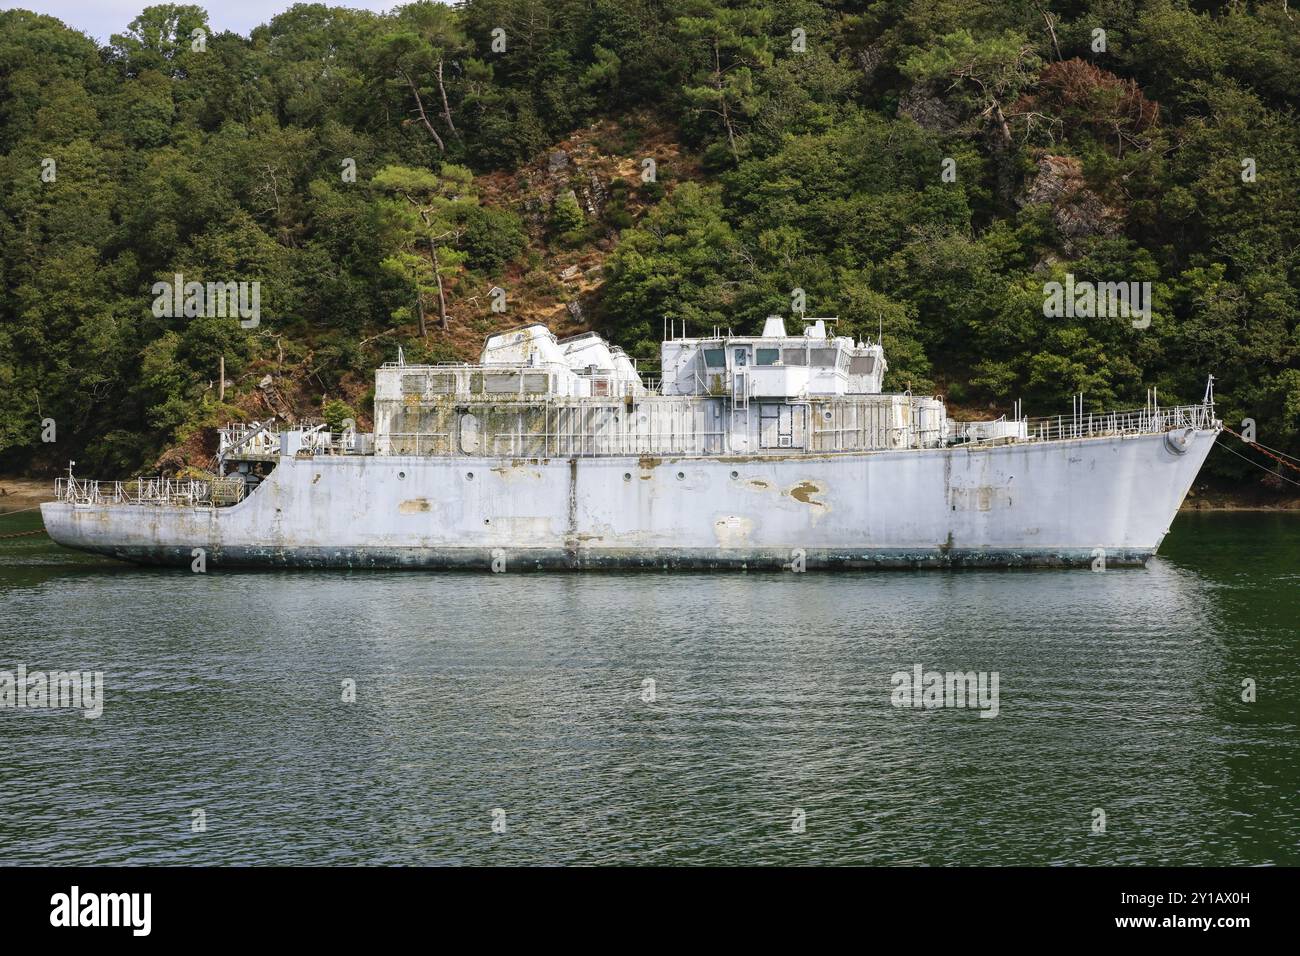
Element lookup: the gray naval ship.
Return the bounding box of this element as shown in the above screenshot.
[42,316,1220,570]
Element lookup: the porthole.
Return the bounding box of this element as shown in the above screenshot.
[730,471,739,479]
[466,472,475,481]
[623,473,632,482]
[677,471,685,481]
[398,472,406,480]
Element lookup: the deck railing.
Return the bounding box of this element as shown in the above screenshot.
[55,477,246,507]
[295,429,370,456]
[377,400,1216,459]
[218,423,372,460]
[958,402,1218,446]
[56,403,1219,502]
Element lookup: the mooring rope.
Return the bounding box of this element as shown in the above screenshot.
[0,502,50,537]
[1236,435,1300,465]
[1219,424,1300,478]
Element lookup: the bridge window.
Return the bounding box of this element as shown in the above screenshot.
[811,348,839,367]
[484,372,522,393]
[428,372,457,393]
[849,355,876,375]
[756,348,779,366]
[782,348,807,366]
[703,348,726,369]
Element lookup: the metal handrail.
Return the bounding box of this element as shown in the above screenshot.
[66,403,1218,497]
[377,400,1218,459]
[957,402,1218,446]
[54,477,245,507]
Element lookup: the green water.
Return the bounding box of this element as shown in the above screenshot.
[0,510,1296,865]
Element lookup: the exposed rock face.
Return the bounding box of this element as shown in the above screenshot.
[854,42,884,82]
[547,149,569,173]
[521,195,546,227]
[898,83,959,133]
[1020,154,1122,248]
[582,170,608,216]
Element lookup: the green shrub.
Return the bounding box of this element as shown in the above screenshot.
[461,205,528,273]
[637,179,665,203]
[549,192,585,234]
[322,399,358,432]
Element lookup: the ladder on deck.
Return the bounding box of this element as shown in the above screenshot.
[732,371,749,409]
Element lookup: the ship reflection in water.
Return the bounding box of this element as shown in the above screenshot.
[0,512,1296,865]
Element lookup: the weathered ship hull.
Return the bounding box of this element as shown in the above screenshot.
[41,426,1218,570]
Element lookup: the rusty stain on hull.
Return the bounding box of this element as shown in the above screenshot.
[788,480,826,508]
[40,424,1220,573]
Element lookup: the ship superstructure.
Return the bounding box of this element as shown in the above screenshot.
[370,318,944,460]
[42,317,1220,570]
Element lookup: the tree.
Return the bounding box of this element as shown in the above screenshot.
[109,4,211,79]
[549,190,585,235]
[4,0,1300,491]
[902,29,1041,203]
[371,2,468,153]
[373,164,477,334]
[675,0,773,163]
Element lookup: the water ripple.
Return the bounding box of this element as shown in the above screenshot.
[0,513,1296,864]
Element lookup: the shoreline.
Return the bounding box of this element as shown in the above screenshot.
[1179,486,1300,512]
[1180,503,1300,512]
[0,478,52,516]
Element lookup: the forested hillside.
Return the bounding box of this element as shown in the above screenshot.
[2,1,1299,491]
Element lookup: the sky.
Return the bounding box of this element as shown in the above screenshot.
[0,1,409,42]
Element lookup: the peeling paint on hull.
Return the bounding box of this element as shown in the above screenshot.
[41,427,1218,572]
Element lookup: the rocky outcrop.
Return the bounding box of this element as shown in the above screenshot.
[583,170,609,217]
[898,83,959,133]
[1020,154,1122,249]
[854,42,884,83]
